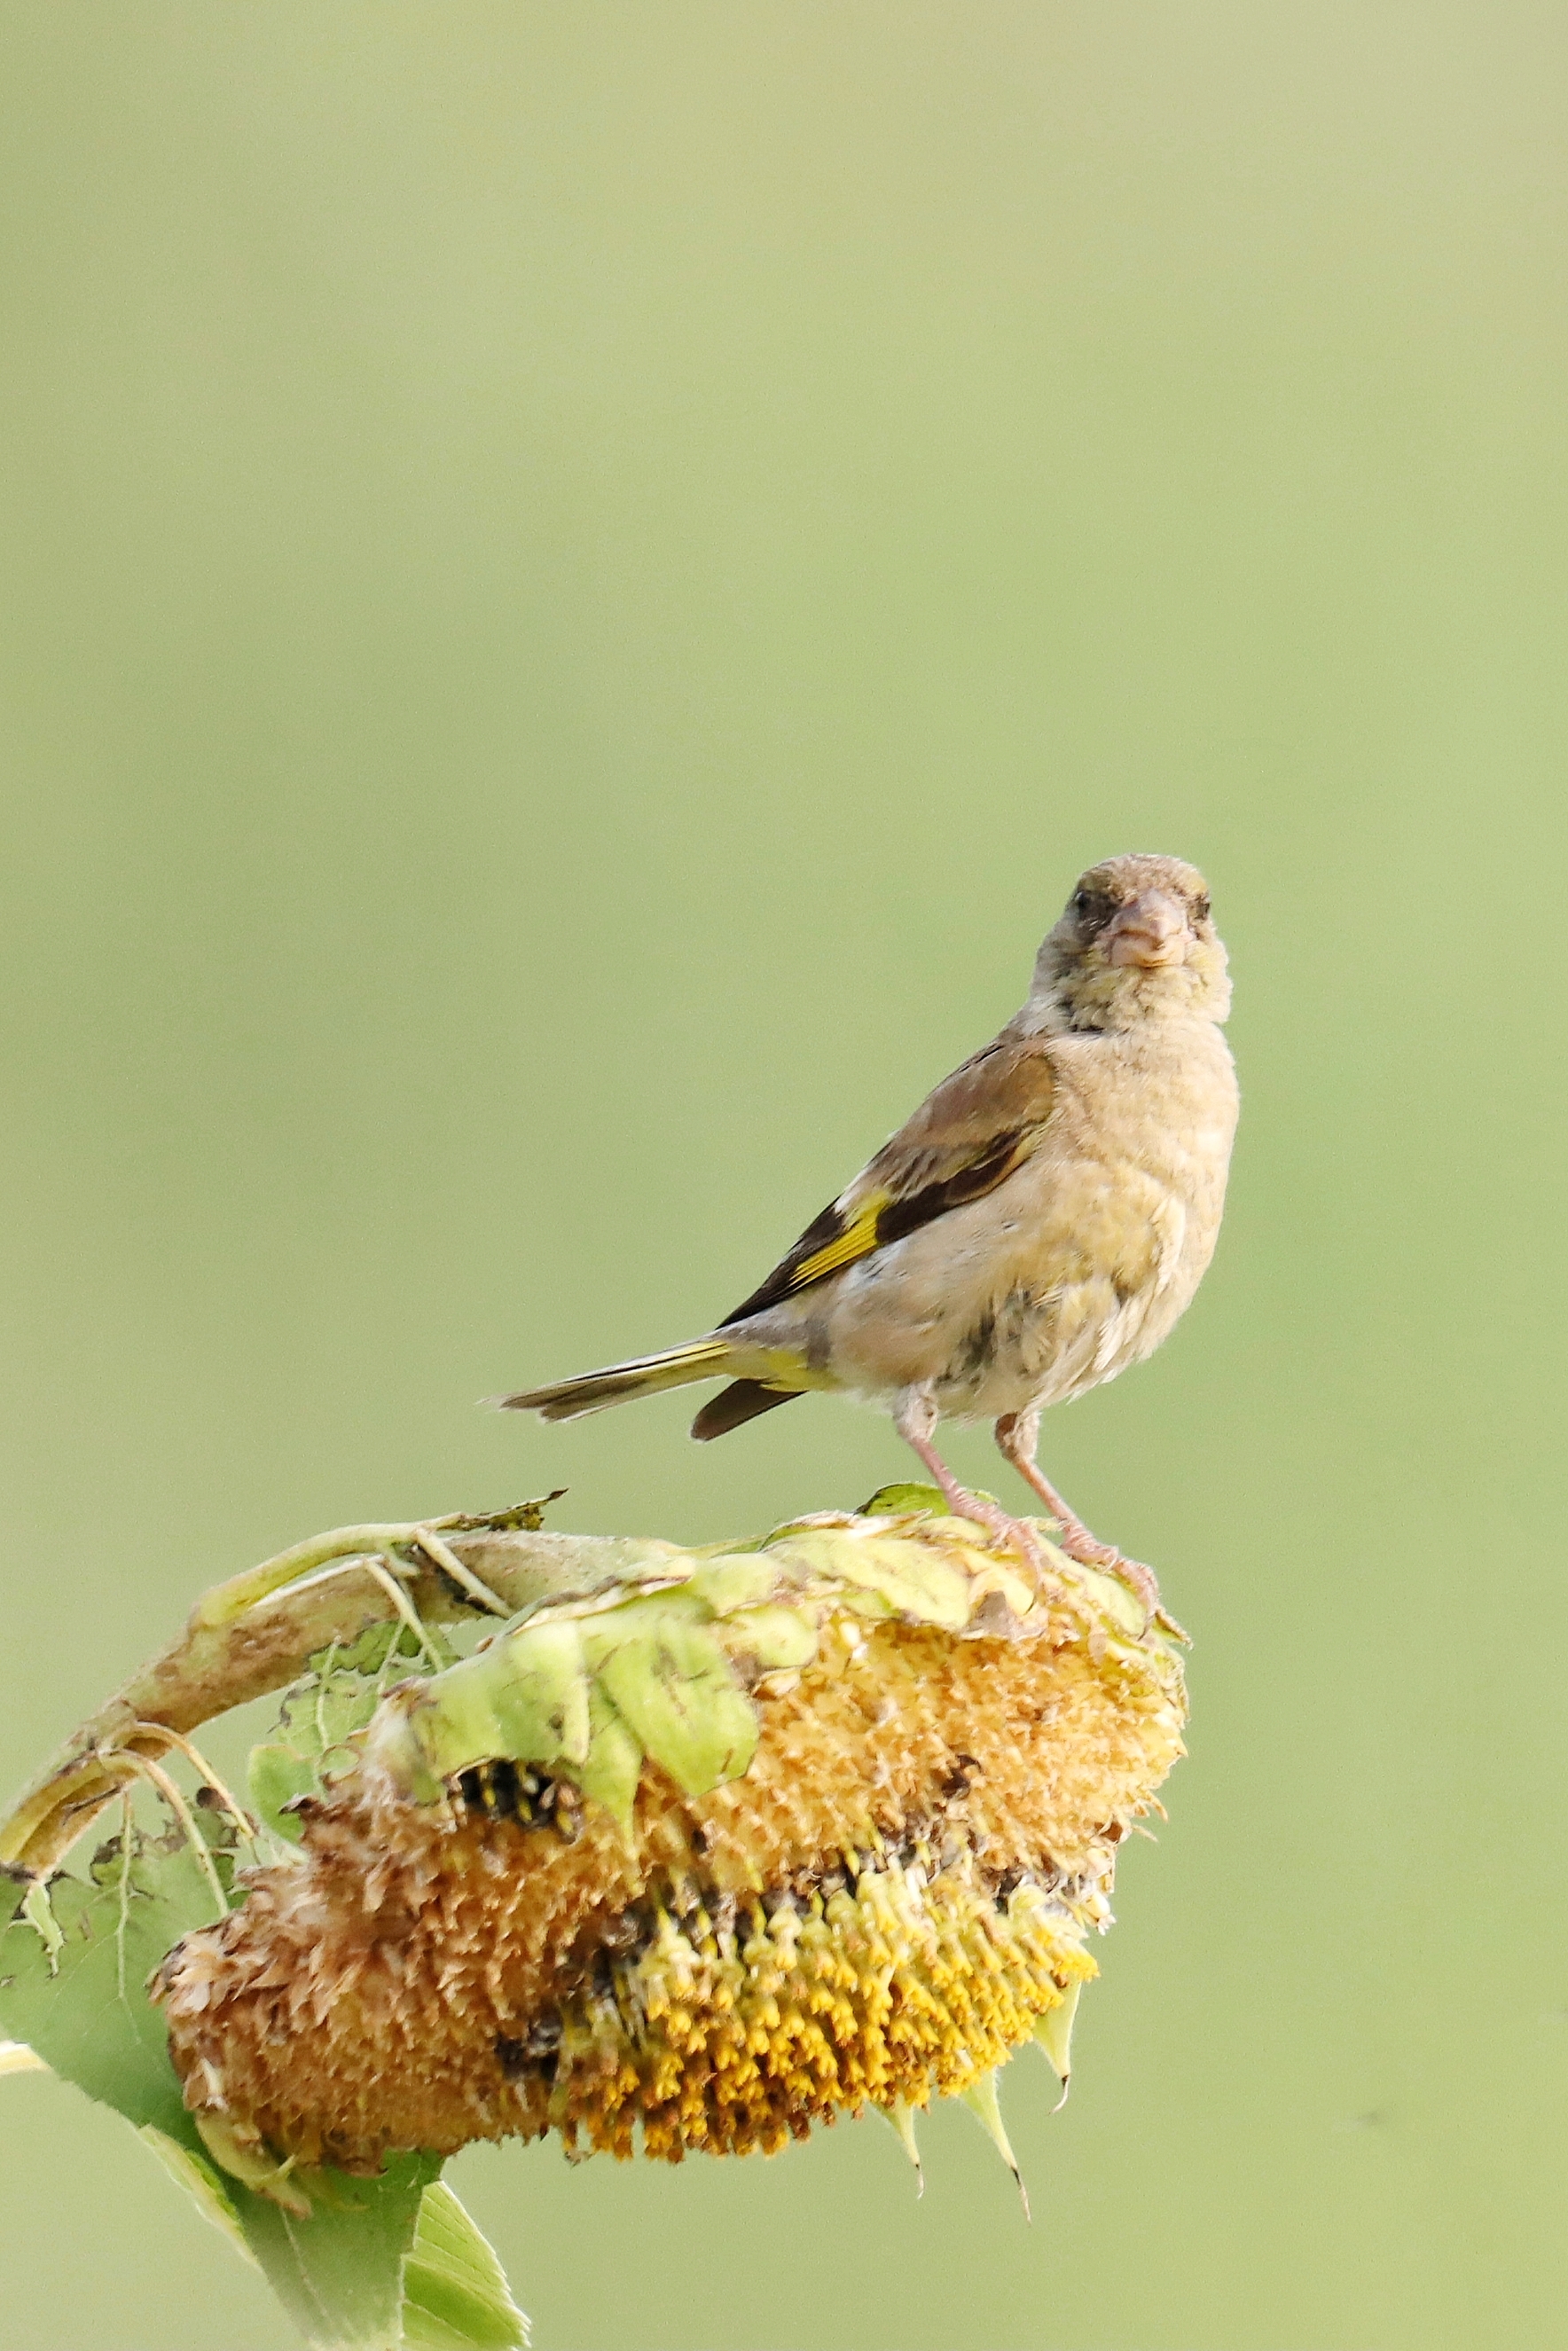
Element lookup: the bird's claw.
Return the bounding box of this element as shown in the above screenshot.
[1050,1529,1179,1640]
[993,1515,1057,1592]
[937,1490,1052,1587]
[1102,1552,1160,1622]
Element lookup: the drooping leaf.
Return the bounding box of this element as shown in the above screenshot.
[476,1621,592,1770]
[717,1603,820,1675]
[573,1683,644,1841]
[401,2181,529,2349]
[0,1814,236,2134]
[684,1552,782,1617]
[765,1527,978,1628]
[583,1598,759,1797]
[236,2148,443,2350]
[137,2123,259,2268]
[365,1618,593,1801]
[362,1511,1062,1839]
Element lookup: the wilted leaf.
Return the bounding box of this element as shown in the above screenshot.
[584,1599,759,1797]
[718,1603,820,1675]
[765,1527,978,1628]
[685,1553,782,1616]
[574,1684,644,1840]
[251,1626,439,1843]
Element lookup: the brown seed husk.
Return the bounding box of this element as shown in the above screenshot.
[156,1559,1184,2173]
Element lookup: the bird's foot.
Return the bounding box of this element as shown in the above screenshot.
[940,1489,1057,1588]
[1049,1526,1185,1641]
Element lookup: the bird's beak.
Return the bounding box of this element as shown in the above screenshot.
[1104,889,1190,969]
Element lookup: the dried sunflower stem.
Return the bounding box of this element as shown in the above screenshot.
[0,1501,658,1874]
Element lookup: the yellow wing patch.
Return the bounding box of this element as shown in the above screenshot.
[790,1195,890,1289]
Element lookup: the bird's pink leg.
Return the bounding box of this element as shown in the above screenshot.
[892,1387,1047,1574]
[994,1407,1165,1624]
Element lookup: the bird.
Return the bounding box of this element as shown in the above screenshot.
[501,853,1237,1619]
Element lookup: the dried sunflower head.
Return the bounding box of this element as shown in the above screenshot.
[154,1501,1185,2190]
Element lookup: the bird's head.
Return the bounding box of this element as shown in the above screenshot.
[1030,853,1230,1031]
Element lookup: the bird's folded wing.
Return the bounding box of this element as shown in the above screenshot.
[720,1033,1057,1325]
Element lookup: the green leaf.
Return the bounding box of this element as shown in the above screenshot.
[0,1818,234,2135]
[718,1603,820,1674]
[479,1620,592,1769]
[686,1552,782,1616]
[401,2182,529,2349]
[366,1618,593,1799]
[137,2123,260,2269]
[857,1481,949,1517]
[585,1602,759,1797]
[236,2149,443,2350]
[767,1528,976,1630]
[251,1625,438,1843]
[574,1683,644,1841]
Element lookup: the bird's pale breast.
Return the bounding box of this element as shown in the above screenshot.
[787,1015,1237,1421]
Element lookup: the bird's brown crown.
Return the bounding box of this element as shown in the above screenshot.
[1029,852,1229,1032]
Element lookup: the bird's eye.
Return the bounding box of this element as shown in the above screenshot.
[1073,889,1104,924]
[1192,895,1211,924]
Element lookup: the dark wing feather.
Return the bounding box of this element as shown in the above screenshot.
[690,1380,803,1440]
[720,1032,1056,1325]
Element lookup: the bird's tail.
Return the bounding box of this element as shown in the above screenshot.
[498,1336,735,1423]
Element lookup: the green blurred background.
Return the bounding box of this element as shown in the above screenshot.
[2,6,1564,2346]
